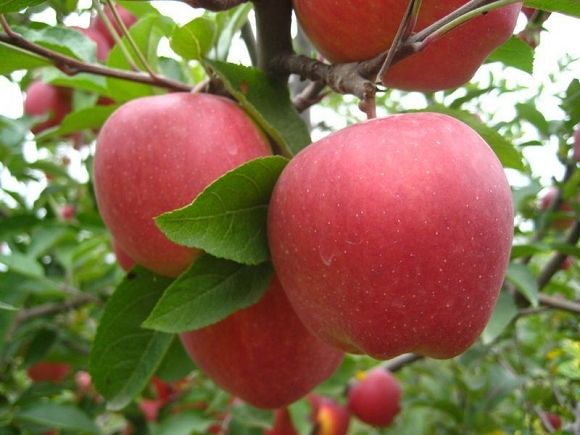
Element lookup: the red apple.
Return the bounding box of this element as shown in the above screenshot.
[268,113,513,359]
[60,204,75,221]
[560,256,573,271]
[538,187,575,231]
[544,412,562,430]
[265,408,297,435]
[72,26,111,61]
[293,0,521,91]
[179,277,344,409]
[23,81,71,134]
[347,369,401,427]
[112,239,135,272]
[308,395,350,435]
[93,5,137,46]
[94,93,271,277]
[573,125,580,162]
[27,361,70,383]
[139,398,163,422]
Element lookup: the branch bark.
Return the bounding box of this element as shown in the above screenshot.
[15,293,100,325]
[0,17,192,92]
[183,0,249,11]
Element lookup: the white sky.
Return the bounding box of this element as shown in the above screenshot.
[0,3,579,200]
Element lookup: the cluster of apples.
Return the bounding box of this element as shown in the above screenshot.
[23,6,136,134]
[92,0,521,421]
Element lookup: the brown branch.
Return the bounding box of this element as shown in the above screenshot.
[254,0,293,74]
[293,80,327,113]
[183,0,249,11]
[537,221,580,291]
[382,353,424,372]
[15,293,100,325]
[0,19,192,92]
[538,294,580,315]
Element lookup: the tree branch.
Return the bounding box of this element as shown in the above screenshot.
[253,0,293,75]
[382,353,424,372]
[15,293,100,325]
[0,16,192,92]
[537,221,580,290]
[183,0,249,11]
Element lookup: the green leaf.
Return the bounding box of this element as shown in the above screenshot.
[143,254,273,334]
[106,15,175,101]
[0,253,44,278]
[561,79,580,127]
[288,400,312,435]
[0,42,50,74]
[208,60,311,156]
[510,243,548,259]
[524,0,580,17]
[42,69,110,96]
[481,292,518,345]
[487,37,534,75]
[155,337,196,382]
[170,17,217,60]
[0,301,18,311]
[14,25,97,62]
[506,263,539,307]
[14,402,100,434]
[424,106,525,171]
[156,156,288,265]
[51,105,117,136]
[0,0,45,13]
[153,411,214,435]
[211,3,253,61]
[89,267,174,411]
[516,102,549,136]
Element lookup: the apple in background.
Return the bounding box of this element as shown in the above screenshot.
[538,187,575,230]
[308,395,350,435]
[139,398,163,422]
[293,0,521,91]
[180,277,343,409]
[265,408,297,435]
[27,361,71,383]
[347,368,401,427]
[94,93,271,277]
[112,239,135,272]
[560,256,573,271]
[92,5,137,46]
[269,113,513,359]
[60,204,75,221]
[72,26,111,61]
[23,81,71,134]
[543,412,562,430]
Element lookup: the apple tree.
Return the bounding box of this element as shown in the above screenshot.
[0,0,578,434]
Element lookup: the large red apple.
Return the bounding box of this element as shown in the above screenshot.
[94,93,271,277]
[92,5,137,46]
[347,369,401,427]
[23,81,71,133]
[268,113,513,359]
[179,277,343,409]
[293,0,521,91]
[27,361,71,383]
[112,239,135,272]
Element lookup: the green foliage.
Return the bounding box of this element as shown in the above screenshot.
[0,1,578,434]
[156,156,288,265]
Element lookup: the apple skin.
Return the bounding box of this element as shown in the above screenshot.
[292,0,521,91]
[179,277,344,409]
[265,408,298,435]
[347,369,401,427]
[560,256,573,271]
[94,93,271,277]
[308,395,350,435]
[72,26,111,61]
[268,113,514,359]
[27,361,71,383]
[112,239,135,272]
[23,81,71,134]
[93,5,137,46]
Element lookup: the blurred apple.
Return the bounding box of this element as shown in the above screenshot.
[308,395,350,435]
[265,408,297,435]
[93,5,137,46]
[538,187,575,230]
[24,81,71,134]
[27,361,70,383]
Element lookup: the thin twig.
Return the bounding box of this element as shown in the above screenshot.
[105,0,159,78]
[537,221,580,291]
[92,0,139,72]
[15,293,100,325]
[375,0,422,84]
[382,353,424,372]
[292,80,327,113]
